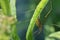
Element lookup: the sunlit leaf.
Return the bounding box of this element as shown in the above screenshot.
[49,31,60,39]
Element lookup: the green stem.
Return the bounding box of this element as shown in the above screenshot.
[0,0,20,40]
[0,0,11,16]
[26,0,49,40]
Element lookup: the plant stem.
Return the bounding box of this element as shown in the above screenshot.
[0,0,20,40]
[26,0,49,40]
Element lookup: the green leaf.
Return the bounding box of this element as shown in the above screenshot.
[49,31,60,39]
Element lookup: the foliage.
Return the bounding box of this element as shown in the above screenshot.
[0,0,20,40]
[0,0,60,40]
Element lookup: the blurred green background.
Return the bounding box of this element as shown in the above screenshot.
[0,0,60,40]
[16,0,60,40]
